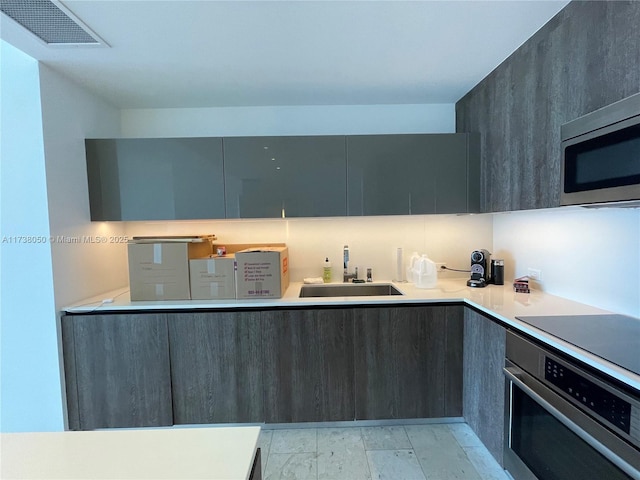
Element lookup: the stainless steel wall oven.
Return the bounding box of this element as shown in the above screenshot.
[504,330,640,480]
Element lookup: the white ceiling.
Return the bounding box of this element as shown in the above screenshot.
[1,0,570,109]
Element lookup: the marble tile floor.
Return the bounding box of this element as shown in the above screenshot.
[257,422,511,480]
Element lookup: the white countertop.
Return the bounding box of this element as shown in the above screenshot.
[0,426,260,480]
[63,279,640,391]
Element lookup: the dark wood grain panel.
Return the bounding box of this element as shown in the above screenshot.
[60,315,80,430]
[354,306,448,420]
[168,311,263,424]
[463,308,506,465]
[456,1,640,212]
[444,305,464,416]
[262,309,354,423]
[72,314,172,430]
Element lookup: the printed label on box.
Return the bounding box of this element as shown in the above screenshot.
[235,247,289,299]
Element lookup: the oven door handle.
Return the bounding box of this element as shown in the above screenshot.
[504,366,640,480]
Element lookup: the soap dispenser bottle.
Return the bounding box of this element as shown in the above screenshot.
[323,257,332,283]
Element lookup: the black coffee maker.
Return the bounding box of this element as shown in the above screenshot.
[467,249,491,288]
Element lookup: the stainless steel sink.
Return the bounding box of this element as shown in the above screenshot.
[299,283,404,298]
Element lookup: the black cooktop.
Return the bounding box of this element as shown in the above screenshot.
[516,314,640,376]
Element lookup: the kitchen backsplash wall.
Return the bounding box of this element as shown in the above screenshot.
[123,214,494,283]
[123,206,640,315]
[125,206,640,317]
[493,206,640,317]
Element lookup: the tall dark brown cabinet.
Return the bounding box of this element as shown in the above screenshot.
[456,1,640,212]
[462,309,506,465]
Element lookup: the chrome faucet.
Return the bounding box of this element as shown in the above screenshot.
[343,245,358,282]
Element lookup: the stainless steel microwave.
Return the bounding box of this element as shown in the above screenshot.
[561,92,640,206]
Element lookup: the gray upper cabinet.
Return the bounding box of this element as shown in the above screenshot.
[85,137,225,220]
[347,134,479,215]
[85,133,478,220]
[223,136,347,218]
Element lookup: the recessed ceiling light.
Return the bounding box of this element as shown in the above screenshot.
[0,0,108,46]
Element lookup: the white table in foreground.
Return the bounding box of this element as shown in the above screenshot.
[0,426,261,480]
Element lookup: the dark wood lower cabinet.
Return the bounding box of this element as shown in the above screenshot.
[463,308,506,465]
[62,305,467,430]
[354,306,463,420]
[61,314,172,430]
[444,305,464,416]
[262,309,355,423]
[168,311,263,424]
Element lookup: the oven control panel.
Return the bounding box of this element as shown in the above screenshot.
[545,357,635,436]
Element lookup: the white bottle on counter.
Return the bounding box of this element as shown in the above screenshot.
[415,254,437,289]
[406,252,420,283]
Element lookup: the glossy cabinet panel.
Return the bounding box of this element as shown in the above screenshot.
[223,136,347,218]
[86,134,477,220]
[347,134,477,215]
[347,135,435,215]
[86,137,225,220]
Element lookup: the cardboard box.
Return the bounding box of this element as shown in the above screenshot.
[235,246,289,299]
[189,254,236,300]
[212,243,285,254]
[128,240,212,301]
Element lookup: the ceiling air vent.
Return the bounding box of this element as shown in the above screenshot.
[0,0,107,46]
